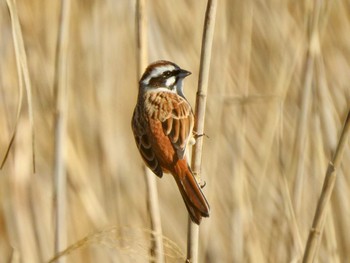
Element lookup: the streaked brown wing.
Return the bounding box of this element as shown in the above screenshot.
[132,106,163,177]
[146,92,194,160]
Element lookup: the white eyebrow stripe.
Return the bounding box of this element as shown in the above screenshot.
[151,65,175,77]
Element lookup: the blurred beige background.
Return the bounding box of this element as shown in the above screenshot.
[0,0,349,262]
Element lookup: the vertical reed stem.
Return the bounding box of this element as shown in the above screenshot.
[187,0,217,262]
[53,0,70,262]
[136,1,164,262]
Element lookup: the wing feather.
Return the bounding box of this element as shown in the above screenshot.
[146,92,194,160]
[132,107,163,177]
[172,119,180,142]
[165,118,173,135]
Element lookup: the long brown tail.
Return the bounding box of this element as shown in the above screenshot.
[172,160,210,224]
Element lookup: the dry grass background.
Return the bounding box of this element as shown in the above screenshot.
[0,0,350,262]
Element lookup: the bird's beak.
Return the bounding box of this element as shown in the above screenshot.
[178,69,191,78]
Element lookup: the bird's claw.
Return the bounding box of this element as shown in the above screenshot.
[193,131,209,140]
[193,171,207,189]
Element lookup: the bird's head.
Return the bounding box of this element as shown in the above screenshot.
[139,60,191,97]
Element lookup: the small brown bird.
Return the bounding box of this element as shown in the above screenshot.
[131,60,210,224]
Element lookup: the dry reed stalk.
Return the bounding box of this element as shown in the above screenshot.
[4,2,38,261]
[263,41,303,258]
[291,0,323,217]
[314,54,341,263]
[291,48,314,216]
[233,3,266,262]
[276,42,305,260]
[302,109,350,262]
[143,170,164,262]
[314,16,349,257]
[136,0,148,78]
[278,113,304,259]
[187,0,217,262]
[135,0,164,262]
[52,0,71,262]
[3,0,35,171]
[268,43,305,261]
[228,3,253,262]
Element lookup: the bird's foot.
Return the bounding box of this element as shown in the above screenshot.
[193,171,207,189]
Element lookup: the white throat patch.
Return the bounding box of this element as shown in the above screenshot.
[165,76,176,87]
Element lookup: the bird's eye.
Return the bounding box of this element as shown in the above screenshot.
[162,71,172,77]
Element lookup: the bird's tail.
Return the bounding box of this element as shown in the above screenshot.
[172,160,210,224]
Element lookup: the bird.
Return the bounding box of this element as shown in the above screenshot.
[131,60,210,224]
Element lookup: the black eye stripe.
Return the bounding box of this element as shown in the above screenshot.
[162,71,172,77]
[147,68,181,86]
[162,69,180,78]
